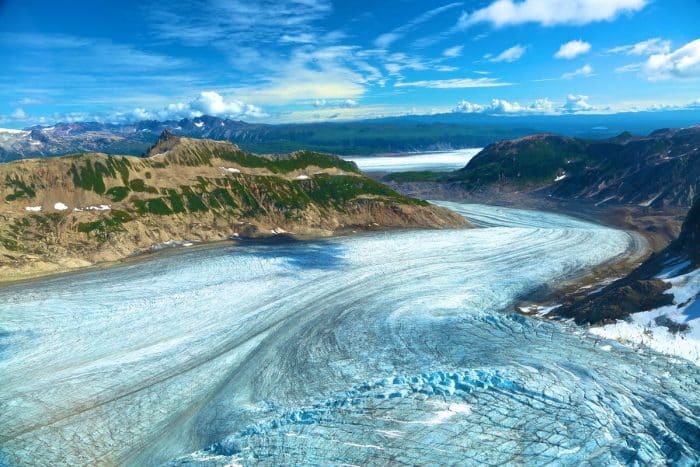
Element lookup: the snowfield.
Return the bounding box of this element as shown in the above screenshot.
[0,202,698,466]
[591,263,700,365]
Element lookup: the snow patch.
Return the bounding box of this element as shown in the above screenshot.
[554,174,567,182]
[74,204,111,212]
[53,202,68,211]
[221,167,241,174]
[24,206,42,212]
[294,175,310,180]
[0,127,28,134]
[591,267,700,365]
[639,192,663,207]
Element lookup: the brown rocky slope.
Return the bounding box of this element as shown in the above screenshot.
[0,132,468,281]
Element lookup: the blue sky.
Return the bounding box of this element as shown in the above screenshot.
[0,0,698,127]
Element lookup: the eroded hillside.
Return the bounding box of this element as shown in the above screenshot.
[0,132,467,281]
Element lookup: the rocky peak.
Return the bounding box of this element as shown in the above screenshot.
[146,129,181,157]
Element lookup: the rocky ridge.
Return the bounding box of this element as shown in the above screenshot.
[0,132,468,281]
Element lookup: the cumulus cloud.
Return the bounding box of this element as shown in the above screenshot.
[443,45,464,58]
[395,77,512,89]
[453,98,556,114]
[190,91,265,117]
[555,40,591,59]
[129,91,267,121]
[313,99,327,107]
[562,64,594,79]
[561,94,593,113]
[453,95,596,115]
[489,44,526,63]
[643,39,700,80]
[459,0,647,28]
[607,37,671,56]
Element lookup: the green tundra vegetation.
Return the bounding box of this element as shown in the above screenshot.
[29,144,423,243]
[385,136,596,187]
[4,175,37,201]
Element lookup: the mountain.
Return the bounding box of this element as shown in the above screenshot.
[0,118,532,162]
[555,197,700,363]
[2,110,698,163]
[389,126,700,208]
[0,132,467,281]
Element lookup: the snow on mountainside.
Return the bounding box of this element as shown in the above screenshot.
[558,198,700,364]
[0,118,260,162]
[590,263,700,365]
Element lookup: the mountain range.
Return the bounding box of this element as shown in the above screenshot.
[2,110,699,162]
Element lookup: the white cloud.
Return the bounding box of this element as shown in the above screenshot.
[459,0,647,28]
[443,45,464,58]
[11,108,28,119]
[607,37,671,56]
[555,40,591,59]
[562,64,594,79]
[643,39,700,80]
[313,99,327,107]
[561,94,593,113]
[189,91,266,118]
[129,91,267,121]
[339,99,359,108]
[454,98,556,114]
[395,77,512,88]
[374,2,463,48]
[280,33,316,44]
[489,44,526,62]
[452,95,599,115]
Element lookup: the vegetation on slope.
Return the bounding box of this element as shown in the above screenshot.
[385,126,700,208]
[0,133,466,280]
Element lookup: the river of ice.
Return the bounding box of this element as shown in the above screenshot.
[0,202,699,466]
[344,148,481,172]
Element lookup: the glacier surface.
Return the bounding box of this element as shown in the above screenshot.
[0,202,698,466]
[344,148,481,172]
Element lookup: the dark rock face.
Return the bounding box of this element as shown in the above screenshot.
[452,126,700,208]
[676,199,700,260]
[556,196,700,324]
[557,279,673,325]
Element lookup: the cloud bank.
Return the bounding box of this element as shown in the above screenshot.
[453,95,594,115]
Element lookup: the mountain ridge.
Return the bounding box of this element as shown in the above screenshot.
[388,125,700,209]
[0,133,467,282]
[2,110,699,162]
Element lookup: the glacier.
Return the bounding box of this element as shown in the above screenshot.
[344,148,481,172]
[0,202,698,466]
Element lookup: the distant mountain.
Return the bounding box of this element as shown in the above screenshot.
[0,117,533,162]
[389,126,700,208]
[2,109,697,162]
[0,131,467,281]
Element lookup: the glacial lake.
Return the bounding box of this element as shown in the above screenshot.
[0,202,699,465]
[344,148,481,172]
